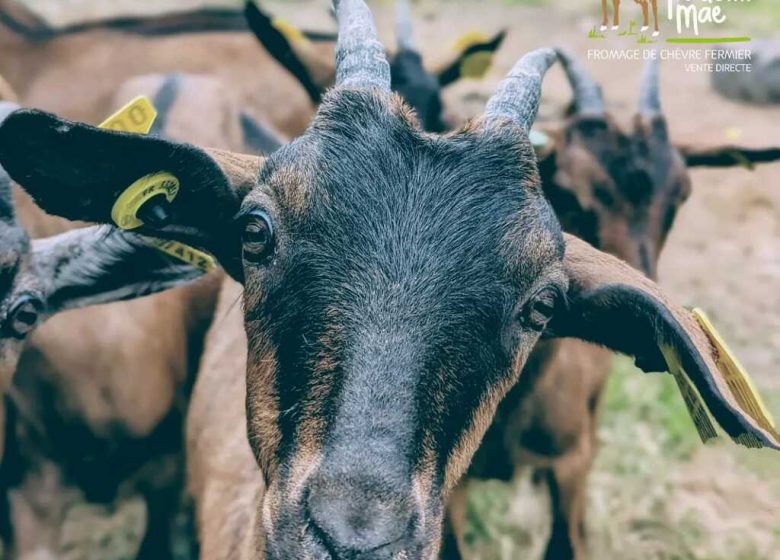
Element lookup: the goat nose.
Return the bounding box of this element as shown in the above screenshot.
[307,473,413,554]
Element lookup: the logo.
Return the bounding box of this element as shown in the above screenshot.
[590,0,752,44]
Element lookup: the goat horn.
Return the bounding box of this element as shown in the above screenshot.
[638,55,662,116]
[483,47,557,133]
[333,0,391,92]
[395,0,416,52]
[555,48,605,116]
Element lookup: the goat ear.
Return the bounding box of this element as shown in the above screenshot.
[677,143,780,169]
[546,233,780,451]
[435,30,506,88]
[32,226,205,315]
[244,1,332,105]
[0,109,262,278]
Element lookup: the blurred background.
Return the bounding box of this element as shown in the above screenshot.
[3,1,779,559]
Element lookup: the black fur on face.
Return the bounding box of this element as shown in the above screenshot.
[391,50,446,133]
[541,114,691,280]
[241,90,565,559]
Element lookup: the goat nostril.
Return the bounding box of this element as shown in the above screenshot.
[307,476,412,555]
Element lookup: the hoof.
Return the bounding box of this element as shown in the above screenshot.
[600,25,608,31]
[652,30,660,37]
[612,25,620,30]
[641,25,649,31]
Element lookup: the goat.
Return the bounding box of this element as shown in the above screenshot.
[600,0,660,35]
[1,2,777,559]
[450,49,780,560]
[0,73,266,559]
[244,0,505,133]
[0,101,206,555]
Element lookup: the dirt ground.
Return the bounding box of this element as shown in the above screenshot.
[7,1,780,559]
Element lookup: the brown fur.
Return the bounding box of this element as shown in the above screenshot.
[0,9,320,138]
[4,74,262,558]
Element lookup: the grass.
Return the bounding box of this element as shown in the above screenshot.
[463,356,780,560]
[587,26,606,40]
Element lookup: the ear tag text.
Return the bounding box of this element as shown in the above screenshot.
[110,172,179,230]
[98,95,157,134]
[144,237,216,273]
[99,97,216,273]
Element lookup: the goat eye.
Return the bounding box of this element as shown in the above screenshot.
[242,210,274,263]
[5,295,43,339]
[522,287,559,331]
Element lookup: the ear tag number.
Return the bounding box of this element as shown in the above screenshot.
[110,172,179,230]
[98,95,157,134]
[99,97,217,274]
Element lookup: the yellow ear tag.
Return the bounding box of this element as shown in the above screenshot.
[110,172,179,230]
[452,31,490,53]
[143,237,217,273]
[660,310,779,448]
[272,17,308,45]
[452,31,495,80]
[660,344,719,444]
[98,97,217,274]
[460,51,494,80]
[98,95,157,134]
[692,309,778,437]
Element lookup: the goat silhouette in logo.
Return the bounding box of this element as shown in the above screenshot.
[601,0,660,36]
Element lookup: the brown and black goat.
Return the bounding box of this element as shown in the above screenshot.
[0,100,207,555]
[0,3,777,560]
[0,73,267,559]
[452,50,780,560]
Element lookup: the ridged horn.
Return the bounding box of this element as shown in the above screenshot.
[638,55,662,116]
[555,48,606,116]
[396,0,416,52]
[483,48,557,133]
[333,0,391,92]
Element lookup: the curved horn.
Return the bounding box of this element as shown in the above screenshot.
[333,0,391,92]
[483,47,557,133]
[555,48,605,116]
[396,0,416,52]
[638,55,662,116]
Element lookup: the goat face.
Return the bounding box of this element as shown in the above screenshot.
[542,51,691,280]
[545,50,780,280]
[240,89,564,559]
[544,112,690,279]
[0,169,37,398]
[4,3,778,558]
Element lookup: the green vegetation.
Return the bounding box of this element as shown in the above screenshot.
[463,356,780,560]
